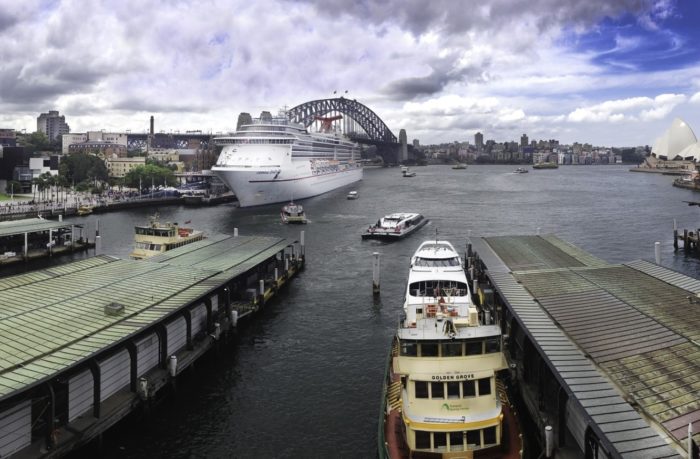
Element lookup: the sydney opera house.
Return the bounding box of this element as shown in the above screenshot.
[650,118,700,161]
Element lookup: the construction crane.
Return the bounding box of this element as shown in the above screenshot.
[314,115,343,133]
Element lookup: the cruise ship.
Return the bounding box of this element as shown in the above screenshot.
[212,111,362,207]
[380,240,522,458]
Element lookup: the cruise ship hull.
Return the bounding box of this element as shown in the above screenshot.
[214,163,362,207]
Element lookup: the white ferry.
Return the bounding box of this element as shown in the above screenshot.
[362,213,427,240]
[380,240,522,458]
[212,111,362,207]
[129,214,204,259]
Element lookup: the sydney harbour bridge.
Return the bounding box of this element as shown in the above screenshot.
[126,98,414,164]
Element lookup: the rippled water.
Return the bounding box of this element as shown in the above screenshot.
[27,165,700,458]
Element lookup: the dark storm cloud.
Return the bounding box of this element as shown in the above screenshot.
[292,0,655,37]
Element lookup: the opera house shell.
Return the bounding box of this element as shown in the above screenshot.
[651,118,700,161]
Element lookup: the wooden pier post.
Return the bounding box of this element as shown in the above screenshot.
[684,229,689,251]
[655,242,661,265]
[372,252,381,295]
[673,219,678,250]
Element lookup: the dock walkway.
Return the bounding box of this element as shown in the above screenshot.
[469,235,696,457]
[0,233,304,458]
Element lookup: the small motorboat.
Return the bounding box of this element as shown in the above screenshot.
[401,166,416,177]
[452,163,467,169]
[347,191,359,200]
[513,167,529,174]
[281,201,307,224]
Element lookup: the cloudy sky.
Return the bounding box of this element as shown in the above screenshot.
[1,0,699,147]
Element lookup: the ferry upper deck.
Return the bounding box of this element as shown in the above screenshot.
[468,234,695,457]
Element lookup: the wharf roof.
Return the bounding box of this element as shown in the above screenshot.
[0,234,291,403]
[471,234,692,457]
[0,217,82,238]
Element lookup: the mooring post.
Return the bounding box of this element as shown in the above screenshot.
[655,241,661,265]
[300,230,305,257]
[234,227,239,237]
[537,227,541,236]
[95,235,102,255]
[674,219,678,250]
[372,252,381,295]
[684,229,689,251]
[545,425,553,458]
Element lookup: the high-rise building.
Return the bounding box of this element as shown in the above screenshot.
[475,132,484,150]
[37,110,70,142]
[520,133,528,147]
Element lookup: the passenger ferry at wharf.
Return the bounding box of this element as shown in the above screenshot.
[212,110,362,207]
[380,240,522,458]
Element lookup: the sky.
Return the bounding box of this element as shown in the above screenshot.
[1,0,700,147]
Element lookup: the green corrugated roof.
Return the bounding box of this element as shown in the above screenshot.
[0,217,81,237]
[0,235,291,401]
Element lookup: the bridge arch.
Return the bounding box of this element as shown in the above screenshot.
[287,98,397,144]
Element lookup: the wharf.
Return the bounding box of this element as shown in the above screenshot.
[467,235,696,458]
[0,218,93,266]
[0,232,304,458]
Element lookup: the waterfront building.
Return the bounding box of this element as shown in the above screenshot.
[106,156,146,178]
[520,133,528,147]
[37,110,70,142]
[0,129,16,147]
[474,132,484,150]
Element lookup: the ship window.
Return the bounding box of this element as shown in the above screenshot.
[434,432,447,450]
[466,430,480,447]
[447,381,460,399]
[478,378,491,396]
[449,431,464,451]
[442,342,462,357]
[483,426,497,445]
[465,340,483,355]
[485,337,500,353]
[421,342,438,357]
[400,341,417,356]
[415,431,430,449]
[462,380,476,397]
[415,381,429,398]
[431,382,444,399]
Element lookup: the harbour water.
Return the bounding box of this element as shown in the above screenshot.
[17,164,700,458]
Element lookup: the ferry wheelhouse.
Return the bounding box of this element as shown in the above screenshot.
[129,214,204,260]
[380,240,522,458]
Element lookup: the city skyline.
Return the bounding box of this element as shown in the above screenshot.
[0,0,699,147]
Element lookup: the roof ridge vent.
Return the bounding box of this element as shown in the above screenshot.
[104,302,125,316]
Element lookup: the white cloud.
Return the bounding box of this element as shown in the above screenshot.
[690,92,700,104]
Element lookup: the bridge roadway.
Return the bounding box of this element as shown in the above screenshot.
[468,234,694,458]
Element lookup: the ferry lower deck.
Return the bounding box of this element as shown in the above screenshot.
[0,233,304,458]
[468,235,696,458]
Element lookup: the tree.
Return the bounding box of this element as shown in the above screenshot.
[123,164,177,189]
[5,180,21,195]
[59,153,109,184]
[21,132,50,155]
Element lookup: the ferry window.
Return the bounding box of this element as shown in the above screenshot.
[462,380,476,397]
[415,381,429,398]
[478,378,491,396]
[465,340,483,355]
[447,381,460,399]
[466,430,480,447]
[485,337,500,353]
[483,426,496,445]
[434,432,447,450]
[442,342,462,357]
[421,342,438,357]
[415,431,430,449]
[431,382,445,399]
[449,431,464,451]
[401,342,418,356]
